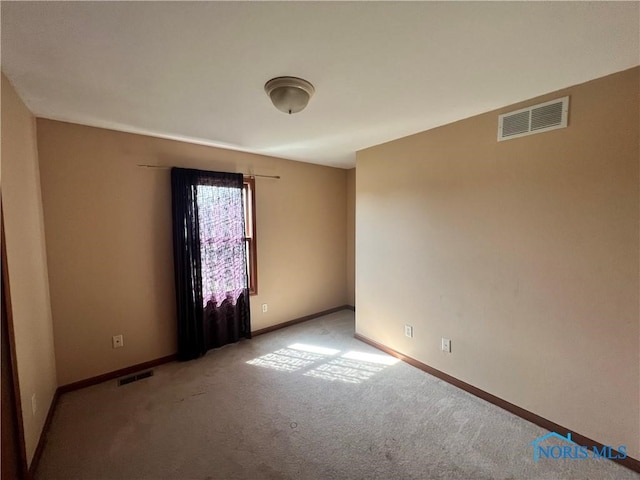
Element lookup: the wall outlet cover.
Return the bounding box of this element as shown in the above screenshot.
[112,335,124,348]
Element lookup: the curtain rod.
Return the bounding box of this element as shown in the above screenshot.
[137,164,280,179]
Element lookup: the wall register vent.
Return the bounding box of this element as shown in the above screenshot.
[498,96,569,141]
[118,370,153,386]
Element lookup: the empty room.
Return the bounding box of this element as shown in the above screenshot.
[1,2,639,479]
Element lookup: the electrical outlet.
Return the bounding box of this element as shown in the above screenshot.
[262,303,268,313]
[31,393,37,416]
[441,337,451,353]
[112,334,124,348]
[404,324,413,338]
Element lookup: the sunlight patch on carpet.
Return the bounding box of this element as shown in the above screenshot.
[246,348,325,372]
[287,343,341,355]
[247,343,398,383]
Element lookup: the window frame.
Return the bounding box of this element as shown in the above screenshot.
[243,177,258,295]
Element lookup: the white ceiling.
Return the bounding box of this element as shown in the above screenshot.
[2,2,638,169]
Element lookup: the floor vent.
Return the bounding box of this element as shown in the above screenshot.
[498,96,569,141]
[118,370,153,386]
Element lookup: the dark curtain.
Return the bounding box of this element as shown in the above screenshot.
[171,168,251,361]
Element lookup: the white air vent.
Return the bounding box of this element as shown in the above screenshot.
[498,96,569,141]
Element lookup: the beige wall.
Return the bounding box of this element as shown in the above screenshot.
[1,74,58,464]
[346,168,355,306]
[36,120,348,386]
[356,67,639,458]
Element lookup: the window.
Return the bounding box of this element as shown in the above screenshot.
[243,177,258,294]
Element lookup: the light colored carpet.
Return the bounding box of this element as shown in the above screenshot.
[36,310,638,480]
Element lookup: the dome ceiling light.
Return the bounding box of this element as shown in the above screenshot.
[264,76,315,114]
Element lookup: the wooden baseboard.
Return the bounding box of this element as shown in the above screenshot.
[252,305,353,336]
[28,387,60,478]
[345,305,355,311]
[354,333,640,474]
[58,354,177,394]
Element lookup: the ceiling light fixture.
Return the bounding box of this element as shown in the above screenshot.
[264,76,315,114]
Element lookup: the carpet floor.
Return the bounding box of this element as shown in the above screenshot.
[36,310,638,480]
